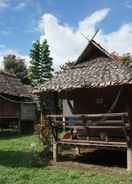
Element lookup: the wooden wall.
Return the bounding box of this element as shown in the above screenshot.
[0,98,19,118]
[20,103,36,121]
[0,97,36,122]
[62,86,127,116]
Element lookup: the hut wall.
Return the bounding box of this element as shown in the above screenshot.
[20,103,36,121]
[62,86,127,115]
[0,99,19,119]
[61,86,128,139]
[126,86,132,140]
[74,87,126,114]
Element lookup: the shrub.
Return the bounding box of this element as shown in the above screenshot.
[35,119,53,163]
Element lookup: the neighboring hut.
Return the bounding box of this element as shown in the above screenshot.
[0,72,36,132]
[37,39,132,170]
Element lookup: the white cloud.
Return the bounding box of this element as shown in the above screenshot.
[0,0,26,10]
[0,0,9,8]
[0,30,11,35]
[0,0,30,11]
[14,2,27,10]
[39,8,110,69]
[125,0,132,9]
[0,44,5,49]
[98,23,132,54]
[38,8,132,69]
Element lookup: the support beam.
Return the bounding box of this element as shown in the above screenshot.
[18,119,21,133]
[40,111,43,125]
[127,145,132,171]
[53,142,58,162]
[75,146,80,156]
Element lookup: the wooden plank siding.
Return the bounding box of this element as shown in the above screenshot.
[61,87,127,116]
[0,99,19,119]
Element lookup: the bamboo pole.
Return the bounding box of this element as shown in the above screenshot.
[127,145,132,171]
[40,111,43,125]
[53,141,58,162]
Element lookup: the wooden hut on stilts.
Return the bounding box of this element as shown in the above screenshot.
[36,39,132,171]
[0,72,36,132]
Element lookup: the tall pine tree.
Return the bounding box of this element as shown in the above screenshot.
[29,39,53,85]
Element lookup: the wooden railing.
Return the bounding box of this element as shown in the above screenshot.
[47,112,129,148]
[47,112,129,129]
[0,115,19,120]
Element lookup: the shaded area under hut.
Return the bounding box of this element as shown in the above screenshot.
[0,72,36,133]
[36,39,132,170]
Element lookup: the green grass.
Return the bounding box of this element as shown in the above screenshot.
[0,133,131,184]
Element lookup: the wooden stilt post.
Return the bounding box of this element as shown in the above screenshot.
[53,125,59,162]
[40,111,43,125]
[53,141,58,162]
[18,119,21,133]
[126,87,132,171]
[127,117,132,171]
[127,144,132,171]
[75,146,80,156]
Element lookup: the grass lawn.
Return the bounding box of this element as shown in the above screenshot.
[0,133,132,184]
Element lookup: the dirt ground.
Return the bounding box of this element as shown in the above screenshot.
[51,147,127,175]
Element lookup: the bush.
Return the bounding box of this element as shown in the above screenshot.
[35,120,53,163]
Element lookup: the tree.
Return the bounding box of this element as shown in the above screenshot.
[29,39,54,85]
[3,54,30,84]
[111,52,132,65]
[121,53,132,65]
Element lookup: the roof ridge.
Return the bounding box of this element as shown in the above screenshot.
[71,57,114,69]
[76,39,115,64]
[91,40,113,59]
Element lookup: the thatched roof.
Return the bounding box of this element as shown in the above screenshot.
[77,40,113,64]
[38,57,132,93]
[37,40,132,93]
[0,72,32,98]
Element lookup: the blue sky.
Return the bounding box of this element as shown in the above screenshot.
[0,0,132,68]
